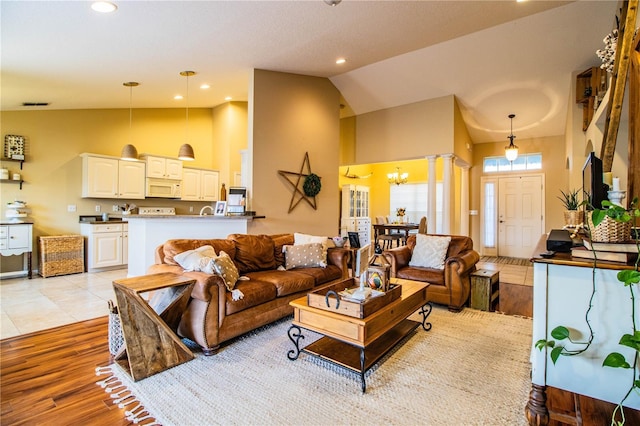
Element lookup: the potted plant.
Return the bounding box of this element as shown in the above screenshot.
[558,188,584,227]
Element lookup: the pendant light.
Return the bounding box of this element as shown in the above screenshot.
[178,70,196,161]
[505,113,518,162]
[121,82,139,161]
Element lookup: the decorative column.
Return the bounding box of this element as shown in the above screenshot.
[441,154,454,234]
[460,164,470,236]
[427,156,437,233]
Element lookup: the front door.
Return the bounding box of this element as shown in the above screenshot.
[497,175,544,258]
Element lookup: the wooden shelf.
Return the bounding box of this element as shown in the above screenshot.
[1,158,25,170]
[576,67,608,131]
[0,179,24,189]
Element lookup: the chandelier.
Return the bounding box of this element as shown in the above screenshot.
[388,167,408,185]
[505,113,518,162]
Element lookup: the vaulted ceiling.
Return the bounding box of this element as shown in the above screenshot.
[1,1,618,143]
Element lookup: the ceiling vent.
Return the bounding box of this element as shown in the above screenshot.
[22,102,50,107]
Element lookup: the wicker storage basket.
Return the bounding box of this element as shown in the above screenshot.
[39,235,85,278]
[587,212,632,243]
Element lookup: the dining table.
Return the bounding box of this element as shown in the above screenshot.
[372,223,419,246]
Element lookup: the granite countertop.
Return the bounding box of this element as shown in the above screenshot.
[0,219,34,225]
[124,214,265,220]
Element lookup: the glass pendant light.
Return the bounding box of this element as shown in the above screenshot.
[505,113,518,162]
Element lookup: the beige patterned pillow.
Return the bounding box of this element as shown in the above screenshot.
[294,232,328,263]
[208,251,240,291]
[409,234,451,270]
[284,243,326,270]
[173,245,216,271]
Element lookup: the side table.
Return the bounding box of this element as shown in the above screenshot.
[113,272,195,381]
[470,269,499,311]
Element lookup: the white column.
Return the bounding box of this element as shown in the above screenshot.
[427,155,437,233]
[460,165,470,236]
[441,154,454,234]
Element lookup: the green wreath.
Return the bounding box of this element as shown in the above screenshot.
[303,173,322,197]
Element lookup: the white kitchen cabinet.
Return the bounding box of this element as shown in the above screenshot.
[0,223,33,278]
[181,167,219,201]
[81,154,145,199]
[141,155,182,180]
[340,184,371,247]
[81,222,128,272]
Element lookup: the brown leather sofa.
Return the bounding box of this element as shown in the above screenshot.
[147,233,349,355]
[383,234,479,312]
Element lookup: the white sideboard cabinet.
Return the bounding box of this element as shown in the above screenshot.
[340,185,371,247]
[0,222,33,278]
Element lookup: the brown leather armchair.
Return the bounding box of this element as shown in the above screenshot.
[383,234,479,312]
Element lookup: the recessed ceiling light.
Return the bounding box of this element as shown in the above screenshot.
[91,2,117,13]
[336,58,346,65]
[200,84,210,89]
[225,96,232,101]
[174,95,183,100]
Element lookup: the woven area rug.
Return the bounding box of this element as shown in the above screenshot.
[479,256,531,266]
[97,307,533,425]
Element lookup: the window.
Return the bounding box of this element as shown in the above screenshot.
[483,181,496,248]
[390,183,443,233]
[483,153,542,173]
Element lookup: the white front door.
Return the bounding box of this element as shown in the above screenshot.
[498,175,544,258]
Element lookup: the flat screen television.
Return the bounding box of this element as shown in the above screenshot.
[582,152,606,209]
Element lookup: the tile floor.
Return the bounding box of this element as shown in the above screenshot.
[0,259,532,340]
[0,269,128,339]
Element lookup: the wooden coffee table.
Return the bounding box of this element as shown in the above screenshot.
[287,278,431,392]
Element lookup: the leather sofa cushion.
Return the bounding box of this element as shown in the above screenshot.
[396,266,445,286]
[271,234,295,268]
[163,239,236,266]
[226,279,277,315]
[245,270,315,297]
[228,234,276,274]
[294,264,343,285]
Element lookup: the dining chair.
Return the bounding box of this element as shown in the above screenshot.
[375,216,402,249]
[418,216,427,234]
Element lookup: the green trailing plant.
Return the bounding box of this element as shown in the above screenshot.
[535,196,640,425]
[557,188,581,210]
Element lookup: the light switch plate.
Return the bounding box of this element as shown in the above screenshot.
[67,205,76,212]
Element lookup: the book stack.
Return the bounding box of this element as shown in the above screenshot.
[571,239,639,263]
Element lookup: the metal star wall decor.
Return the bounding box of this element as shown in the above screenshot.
[278,152,321,213]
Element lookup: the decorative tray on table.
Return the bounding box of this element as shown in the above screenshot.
[307,278,401,318]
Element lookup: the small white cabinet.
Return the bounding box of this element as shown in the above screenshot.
[81,222,128,272]
[81,154,145,199]
[181,168,219,201]
[141,155,183,180]
[0,223,33,278]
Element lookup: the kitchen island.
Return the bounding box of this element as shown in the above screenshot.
[126,215,262,277]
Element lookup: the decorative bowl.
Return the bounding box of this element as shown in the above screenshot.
[332,236,347,248]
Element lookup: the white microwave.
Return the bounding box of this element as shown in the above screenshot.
[146,178,181,198]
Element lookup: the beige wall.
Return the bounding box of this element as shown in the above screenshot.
[248,70,341,236]
[469,135,568,249]
[354,95,455,164]
[212,101,248,187]
[0,107,237,272]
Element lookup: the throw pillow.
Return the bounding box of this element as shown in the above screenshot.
[294,232,328,263]
[409,234,451,270]
[173,245,216,271]
[207,251,240,291]
[283,243,326,270]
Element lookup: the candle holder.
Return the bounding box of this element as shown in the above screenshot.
[607,190,626,207]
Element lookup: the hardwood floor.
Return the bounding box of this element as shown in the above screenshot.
[1,317,131,425]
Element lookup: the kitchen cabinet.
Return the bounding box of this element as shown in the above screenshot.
[81,222,128,272]
[181,168,219,201]
[81,154,145,199]
[141,155,182,180]
[0,222,33,279]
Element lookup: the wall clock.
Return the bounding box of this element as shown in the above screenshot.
[4,135,25,160]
